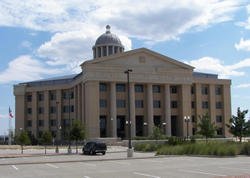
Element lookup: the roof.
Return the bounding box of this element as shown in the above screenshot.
[193,72,218,79]
[20,72,82,87]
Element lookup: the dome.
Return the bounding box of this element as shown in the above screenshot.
[95,25,122,46]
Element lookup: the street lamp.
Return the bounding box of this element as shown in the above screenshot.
[55,102,59,153]
[184,116,190,140]
[124,69,133,157]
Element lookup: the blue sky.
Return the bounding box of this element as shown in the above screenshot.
[0,0,250,135]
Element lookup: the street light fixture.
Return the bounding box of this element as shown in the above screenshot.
[184,116,190,140]
[124,69,133,157]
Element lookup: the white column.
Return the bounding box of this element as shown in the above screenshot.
[129,83,135,137]
[112,46,114,54]
[147,84,153,136]
[164,84,171,136]
[110,82,117,137]
[106,46,109,56]
[101,47,103,57]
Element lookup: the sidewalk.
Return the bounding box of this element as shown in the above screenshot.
[0,146,127,158]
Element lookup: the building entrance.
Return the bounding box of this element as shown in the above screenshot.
[100,116,106,137]
[171,115,177,136]
[117,116,125,139]
[136,116,144,136]
[154,116,161,128]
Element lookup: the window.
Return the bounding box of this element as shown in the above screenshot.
[135,85,143,92]
[215,87,221,95]
[63,119,71,127]
[191,86,195,94]
[27,120,32,127]
[51,131,57,137]
[153,100,161,108]
[153,85,160,93]
[27,108,32,114]
[202,87,208,95]
[99,99,107,108]
[217,128,223,135]
[38,107,44,114]
[116,84,125,92]
[216,102,222,109]
[99,83,107,92]
[50,120,57,127]
[192,115,196,123]
[135,100,144,108]
[27,95,32,102]
[63,105,74,113]
[63,92,74,99]
[38,94,44,101]
[50,93,56,100]
[191,101,195,109]
[50,106,56,114]
[202,101,208,109]
[117,100,126,108]
[38,120,44,127]
[192,128,196,135]
[170,86,177,94]
[171,101,178,108]
[216,115,222,123]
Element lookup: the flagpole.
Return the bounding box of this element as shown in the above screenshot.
[8,114,11,145]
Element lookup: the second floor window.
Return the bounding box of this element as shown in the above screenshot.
[27,95,32,102]
[50,106,56,113]
[202,87,208,95]
[38,94,44,101]
[38,107,44,114]
[50,120,57,127]
[38,120,44,127]
[153,85,160,93]
[50,93,56,100]
[202,101,208,109]
[153,100,161,108]
[99,99,107,108]
[216,115,222,123]
[215,87,221,95]
[27,108,32,114]
[191,101,195,109]
[27,120,32,127]
[216,102,222,109]
[117,100,126,108]
[63,105,74,113]
[170,86,178,94]
[99,83,107,92]
[135,100,144,108]
[171,101,178,108]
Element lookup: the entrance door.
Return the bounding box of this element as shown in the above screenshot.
[154,116,161,128]
[117,116,125,139]
[136,116,143,136]
[100,116,106,137]
[171,115,177,136]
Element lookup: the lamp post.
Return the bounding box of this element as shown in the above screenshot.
[124,69,133,157]
[55,101,59,153]
[184,116,190,140]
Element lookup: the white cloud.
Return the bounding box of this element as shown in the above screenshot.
[235,38,250,51]
[0,0,244,42]
[21,41,32,49]
[235,83,250,88]
[37,29,132,72]
[185,57,250,79]
[0,114,8,119]
[0,55,62,84]
[236,4,250,29]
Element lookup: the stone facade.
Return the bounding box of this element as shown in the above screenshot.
[14,27,231,140]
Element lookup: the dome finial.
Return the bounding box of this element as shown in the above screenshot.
[106,25,111,33]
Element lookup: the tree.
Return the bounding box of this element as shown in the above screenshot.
[227,107,250,142]
[40,131,53,154]
[152,125,163,140]
[15,130,31,154]
[70,120,86,154]
[197,113,217,142]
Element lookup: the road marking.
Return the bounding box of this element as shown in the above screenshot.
[179,169,227,177]
[145,160,164,163]
[79,162,96,167]
[11,165,18,170]
[45,163,59,168]
[219,166,250,172]
[83,176,90,178]
[134,172,160,178]
[109,161,130,165]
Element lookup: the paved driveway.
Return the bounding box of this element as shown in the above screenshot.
[0,154,249,178]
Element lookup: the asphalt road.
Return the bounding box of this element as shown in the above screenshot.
[0,154,249,178]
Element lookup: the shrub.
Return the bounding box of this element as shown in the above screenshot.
[134,143,161,152]
[240,142,250,155]
[167,137,185,145]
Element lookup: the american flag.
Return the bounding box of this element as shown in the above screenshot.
[9,107,14,118]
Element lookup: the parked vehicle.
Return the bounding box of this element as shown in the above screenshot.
[82,141,107,155]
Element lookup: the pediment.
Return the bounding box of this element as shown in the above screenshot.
[82,48,194,72]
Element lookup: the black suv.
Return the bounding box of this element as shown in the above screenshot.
[82,142,107,155]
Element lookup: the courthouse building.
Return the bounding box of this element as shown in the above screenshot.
[14,25,231,140]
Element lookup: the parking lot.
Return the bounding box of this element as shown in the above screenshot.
[0,154,249,178]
